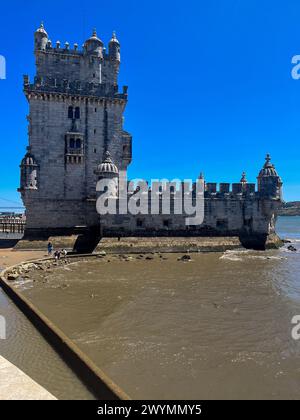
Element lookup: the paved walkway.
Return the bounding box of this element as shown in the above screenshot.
[0,249,57,400]
[0,355,56,400]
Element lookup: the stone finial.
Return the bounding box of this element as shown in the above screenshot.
[56,40,61,49]
[110,30,120,45]
[264,153,271,167]
[74,43,78,51]
[65,42,70,50]
[36,21,48,36]
[240,172,247,183]
[92,28,97,38]
[104,151,112,162]
[199,172,205,180]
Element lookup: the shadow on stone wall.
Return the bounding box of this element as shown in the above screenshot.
[73,227,101,254]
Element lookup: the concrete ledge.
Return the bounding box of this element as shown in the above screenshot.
[0,355,56,400]
[0,259,131,401]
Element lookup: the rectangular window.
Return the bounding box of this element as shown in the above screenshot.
[68,106,74,119]
[137,219,144,228]
[75,107,80,119]
[216,219,228,229]
[163,219,171,228]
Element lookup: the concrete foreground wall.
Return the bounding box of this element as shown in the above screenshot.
[0,355,56,400]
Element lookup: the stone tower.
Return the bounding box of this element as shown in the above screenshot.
[19,23,132,237]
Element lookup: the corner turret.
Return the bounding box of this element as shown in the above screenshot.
[84,29,103,57]
[34,22,48,51]
[95,151,119,198]
[19,147,39,191]
[109,31,121,62]
[257,154,283,200]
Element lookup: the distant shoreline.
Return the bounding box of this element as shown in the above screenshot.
[278,201,300,217]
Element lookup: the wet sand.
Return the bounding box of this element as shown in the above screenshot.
[0,249,45,270]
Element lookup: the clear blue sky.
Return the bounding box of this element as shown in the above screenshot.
[0,0,300,209]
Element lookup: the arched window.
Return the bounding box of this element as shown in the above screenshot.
[70,138,75,148]
[68,106,74,119]
[75,107,80,119]
[76,139,81,149]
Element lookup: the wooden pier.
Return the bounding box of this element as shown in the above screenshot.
[0,217,26,235]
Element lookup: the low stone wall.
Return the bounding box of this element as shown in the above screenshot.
[0,257,131,401]
[96,236,243,253]
[14,234,283,253]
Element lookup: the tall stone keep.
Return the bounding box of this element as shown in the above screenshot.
[19,23,132,237]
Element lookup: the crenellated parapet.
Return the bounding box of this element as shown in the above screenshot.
[34,23,122,90]
[23,75,128,101]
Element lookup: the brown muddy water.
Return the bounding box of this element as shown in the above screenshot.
[17,238,300,399]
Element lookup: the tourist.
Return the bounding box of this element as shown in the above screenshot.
[61,249,68,259]
[47,242,53,256]
[54,250,61,261]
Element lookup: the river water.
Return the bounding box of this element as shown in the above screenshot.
[10,216,299,400]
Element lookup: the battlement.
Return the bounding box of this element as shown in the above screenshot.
[34,24,121,89]
[132,181,257,195]
[124,180,264,200]
[23,75,128,100]
[37,40,116,57]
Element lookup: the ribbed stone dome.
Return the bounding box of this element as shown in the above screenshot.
[85,29,103,46]
[35,22,48,37]
[21,152,37,167]
[109,31,120,45]
[258,154,279,177]
[97,151,118,175]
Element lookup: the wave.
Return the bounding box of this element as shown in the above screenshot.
[220,249,287,262]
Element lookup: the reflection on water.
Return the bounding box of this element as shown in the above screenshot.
[21,216,300,399]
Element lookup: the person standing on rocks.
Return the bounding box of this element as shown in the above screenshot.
[47,242,53,256]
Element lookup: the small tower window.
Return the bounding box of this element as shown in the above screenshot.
[216,219,228,229]
[65,133,84,164]
[137,219,144,228]
[163,220,170,228]
[75,107,80,119]
[68,106,74,119]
